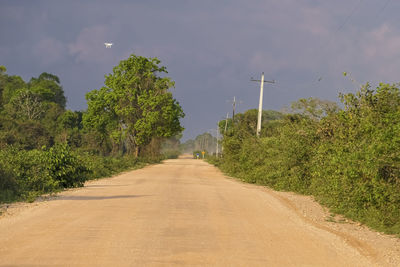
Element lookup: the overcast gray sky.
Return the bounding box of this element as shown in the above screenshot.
[1,0,399,140]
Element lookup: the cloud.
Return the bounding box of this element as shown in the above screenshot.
[297,6,331,36]
[2,0,400,139]
[68,25,112,63]
[359,23,400,80]
[363,24,400,60]
[33,37,66,66]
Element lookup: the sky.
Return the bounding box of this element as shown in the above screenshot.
[0,0,399,140]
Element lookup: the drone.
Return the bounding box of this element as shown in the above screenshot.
[104,42,113,48]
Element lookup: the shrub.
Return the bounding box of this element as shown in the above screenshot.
[44,143,89,188]
[0,146,58,202]
[215,85,400,235]
[0,144,146,203]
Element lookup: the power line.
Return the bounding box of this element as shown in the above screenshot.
[309,0,365,85]
[311,0,394,85]
[315,0,365,56]
[375,0,392,20]
[335,0,365,33]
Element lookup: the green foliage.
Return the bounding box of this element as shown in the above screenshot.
[84,54,184,156]
[0,118,53,150]
[309,83,400,234]
[181,132,217,154]
[206,154,222,166]
[0,146,59,202]
[291,97,339,120]
[0,145,148,203]
[162,150,180,159]
[216,90,400,236]
[0,62,176,204]
[77,152,145,180]
[161,135,182,159]
[0,144,91,201]
[28,72,66,108]
[0,69,69,150]
[55,110,83,147]
[6,89,45,120]
[1,75,26,105]
[44,143,89,188]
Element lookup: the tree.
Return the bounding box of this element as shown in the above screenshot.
[28,72,66,108]
[7,89,44,120]
[0,65,7,109]
[1,75,26,106]
[0,68,69,149]
[180,139,195,153]
[55,110,83,146]
[84,54,184,156]
[291,97,339,121]
[83,87,118,154]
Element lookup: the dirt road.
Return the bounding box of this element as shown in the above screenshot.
[1,157,399,266]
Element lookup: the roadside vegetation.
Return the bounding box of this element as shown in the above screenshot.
[0,55,184,203]
[181,132,217,156]
[210,83,400,236]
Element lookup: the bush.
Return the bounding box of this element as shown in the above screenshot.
[215,85,400,235]
[0,146,58,202]
[0,144,147,203]
[162,149,181,159]
[78,152,143,180]
[44,143,89,188]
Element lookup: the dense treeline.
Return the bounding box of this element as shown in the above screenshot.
[212,83,400,235]
[0,54,184,203]
[181,132,218,155]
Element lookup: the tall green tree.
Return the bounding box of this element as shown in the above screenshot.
[1,74,26,107]
[0,68,67,149]
[0,65,7,109]
[28,72,66,108]
[291,97,339,121]
[7,90,44,120]
[84,54,184,156]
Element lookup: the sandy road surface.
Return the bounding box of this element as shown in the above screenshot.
[0,157,399,266]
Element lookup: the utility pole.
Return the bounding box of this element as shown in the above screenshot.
[220,113,228,155]
[205,134,208,152]
[227,97,242,125]
[216,126,219,156]
[224,112,229,135]
[251,72,275,137]
[232,96,236,122]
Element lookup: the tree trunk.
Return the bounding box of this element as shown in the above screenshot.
[135,146,140,158]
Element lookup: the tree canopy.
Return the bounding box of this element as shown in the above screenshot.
[0,68,69,149]
[83,54,185,156]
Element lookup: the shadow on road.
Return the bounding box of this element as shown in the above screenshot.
[86,184,130,188]
[59,195,150,201]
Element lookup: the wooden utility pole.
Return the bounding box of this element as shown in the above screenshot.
[224,112,229,135]
[251,73,275,137]
[232,96,236,122]
[216,126,219,156]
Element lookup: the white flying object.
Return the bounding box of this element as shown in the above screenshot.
[104,42,113,48]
